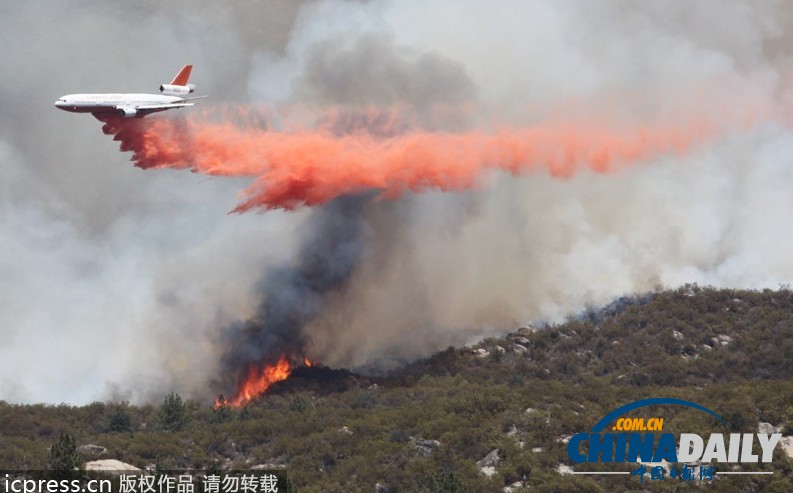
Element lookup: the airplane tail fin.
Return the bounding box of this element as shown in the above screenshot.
[170,65,193,85]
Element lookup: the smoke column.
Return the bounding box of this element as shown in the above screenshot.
[215,195,367,395]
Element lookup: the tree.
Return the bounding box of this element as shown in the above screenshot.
[422,472,469,493]
[212,401,233,424]
[49,432,82,476]
[159,392,187,432]
[108,403,133,433]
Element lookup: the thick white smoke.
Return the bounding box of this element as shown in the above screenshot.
[246,0,793,369]
[2,0,793,403]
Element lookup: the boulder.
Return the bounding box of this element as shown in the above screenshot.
[410,437,441,456]
[517,326,537,334]
[85,459,140,473]
[477,449,501,469]
[503,481,525,492]
[779,437,793,459]
[251,463,287,470]
[77,444,107,456]
[758,422,781,435]
[556,464,574,475]
[480,466,496,477]
[477,449,501,477]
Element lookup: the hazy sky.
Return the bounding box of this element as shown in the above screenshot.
[2,1,793,404]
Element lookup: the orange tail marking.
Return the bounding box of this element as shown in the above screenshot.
[170,65,193,85]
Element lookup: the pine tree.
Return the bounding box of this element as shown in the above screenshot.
[108,403,133,433]
[159,392,187,432]
[49,432,82,477]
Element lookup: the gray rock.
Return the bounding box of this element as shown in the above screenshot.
[410,437,441,456]
[473,348,490,358]
[251,463,287,470]
[556,464,574,475]
[85,459,140,473]
[477,449,501,469]
[779,437,793,459]
[77,444,107,456]
[503,481,526,492]
[758,422,780,435]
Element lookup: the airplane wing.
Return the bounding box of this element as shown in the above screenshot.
[135,103,195,110]
[96,102,196,119]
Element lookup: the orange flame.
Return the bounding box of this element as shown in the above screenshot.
[224,356,293,407]
[216,355,316,408]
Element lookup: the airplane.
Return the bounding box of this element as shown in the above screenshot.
[54,65,202,119]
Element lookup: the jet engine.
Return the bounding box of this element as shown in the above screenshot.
[159,84,195,96]
[118,107,138,118]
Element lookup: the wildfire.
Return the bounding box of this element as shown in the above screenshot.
[216,355,314,408]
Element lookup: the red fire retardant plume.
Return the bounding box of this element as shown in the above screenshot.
[102,114,718,212]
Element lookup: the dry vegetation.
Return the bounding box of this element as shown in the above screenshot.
[3,285,793,492]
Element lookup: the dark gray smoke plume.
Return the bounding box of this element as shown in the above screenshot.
[217,195,368,394]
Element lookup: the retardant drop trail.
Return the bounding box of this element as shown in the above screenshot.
[101,111,721,212]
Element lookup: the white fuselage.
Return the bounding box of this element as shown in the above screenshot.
[54,93,185,114]
[55,65,197,118]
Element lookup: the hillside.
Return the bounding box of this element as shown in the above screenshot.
[2,285,793,492]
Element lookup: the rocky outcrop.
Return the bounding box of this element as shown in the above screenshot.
[779,437,793,459]
[410,437,441,456]
[477,449,501,477]
[712,334,732,346]
[757,422,793,459]
[473,348,490,358]
[77,444,107,456]
[757,422,781,435]
[556,464,573,475]
[85,459,140,473]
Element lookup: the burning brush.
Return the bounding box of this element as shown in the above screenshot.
[215,355,315,408]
